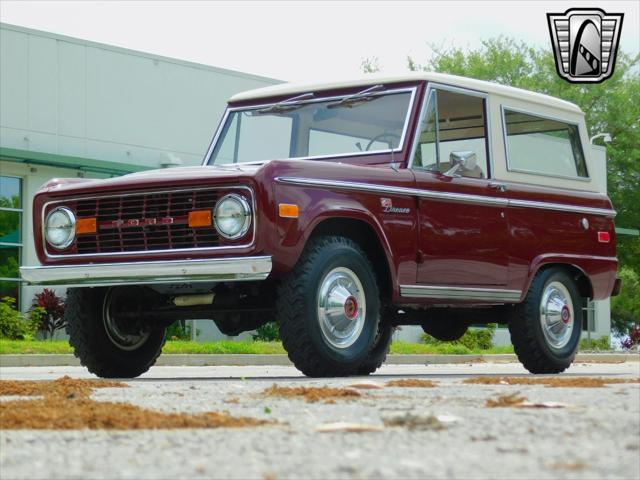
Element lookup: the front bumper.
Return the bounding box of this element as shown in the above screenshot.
[20,256,272,287]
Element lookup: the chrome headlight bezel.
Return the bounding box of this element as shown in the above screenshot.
[213,194,252,240]
[45,207,76,250]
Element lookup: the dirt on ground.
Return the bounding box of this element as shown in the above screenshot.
[262,384,361,403]
[0,376,269,430]
[485,393,529,408]
[0,376,126,398]
[385,379,437,388]
[462,376,640,388]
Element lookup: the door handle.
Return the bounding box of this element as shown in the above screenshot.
[488,182,508,193]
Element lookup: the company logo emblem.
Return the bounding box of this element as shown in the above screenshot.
[110,217,174,228]
[547,8,623,83]
[380,197,410,214]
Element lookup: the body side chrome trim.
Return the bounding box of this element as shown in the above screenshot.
[276,177,508,207]
[400,284,522,302]
[20,256,272,287]
[203,88,417,166]
[275,177,616,216]
[507,198,614,216]
[42,185,257,259]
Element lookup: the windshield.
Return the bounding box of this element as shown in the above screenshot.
[207,89,414,165]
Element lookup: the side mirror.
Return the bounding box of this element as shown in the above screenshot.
[444,151,477,177]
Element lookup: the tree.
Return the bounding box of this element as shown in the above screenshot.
[365,37,640,274]
[611,267,640,336]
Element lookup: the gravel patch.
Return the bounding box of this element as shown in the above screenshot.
[1,363,639,480]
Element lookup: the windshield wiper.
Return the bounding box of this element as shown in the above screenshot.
[255,92,314,114]
[327,84,385,109]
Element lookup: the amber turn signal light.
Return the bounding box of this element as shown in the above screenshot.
[188,210,212,228]
[76,217,97,235]
[279,203,299,218]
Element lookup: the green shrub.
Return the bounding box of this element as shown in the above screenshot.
[31,289,66,339]
[166,320,192,341]
[252,321,280,342]
[422,323,496,351]
[579,335,611,351]
[0,297,38,340]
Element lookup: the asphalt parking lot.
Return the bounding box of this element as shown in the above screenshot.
[1,362,639,480]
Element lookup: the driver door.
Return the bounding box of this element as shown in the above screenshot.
[411,87,509,287]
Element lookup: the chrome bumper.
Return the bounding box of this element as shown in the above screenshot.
[19,256,272,287]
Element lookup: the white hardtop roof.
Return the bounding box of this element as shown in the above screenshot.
[229,72,582,114]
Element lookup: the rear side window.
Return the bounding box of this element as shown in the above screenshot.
[503,109,588,178]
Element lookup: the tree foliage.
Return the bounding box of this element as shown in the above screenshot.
[611,267,640,335]
[368,37,640,272]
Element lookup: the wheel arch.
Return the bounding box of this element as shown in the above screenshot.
[306,216,396,302]
[526,260,594,300]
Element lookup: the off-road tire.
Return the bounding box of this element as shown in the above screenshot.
[357,322,394,375]
[509,268,582,374]
[277,236,381,377]
[66,287,166,378]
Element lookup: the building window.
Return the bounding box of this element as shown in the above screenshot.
[0,176,22,305]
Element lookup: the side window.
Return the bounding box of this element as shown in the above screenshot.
[503,109,588,178]
[413,89,489,179]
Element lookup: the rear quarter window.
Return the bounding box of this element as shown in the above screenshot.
[502,108,588,179]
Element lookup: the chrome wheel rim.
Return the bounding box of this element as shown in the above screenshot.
[103,290,150,351]
[540,281,574,349]
[317,267,366,349]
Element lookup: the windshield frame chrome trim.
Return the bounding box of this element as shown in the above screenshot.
[202,87,417,166]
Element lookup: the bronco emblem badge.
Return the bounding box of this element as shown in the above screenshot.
[547,8,624,84]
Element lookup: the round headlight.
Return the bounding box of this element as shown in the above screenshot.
[45,207,76,249]
[213,194,251,240]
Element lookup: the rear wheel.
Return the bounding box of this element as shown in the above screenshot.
[277,236,381,377]
[509,268,582,374]
[66,287,166,378]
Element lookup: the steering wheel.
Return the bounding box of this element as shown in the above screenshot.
[365,132,401,151]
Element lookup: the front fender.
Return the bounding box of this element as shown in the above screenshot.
[270,182,417,300]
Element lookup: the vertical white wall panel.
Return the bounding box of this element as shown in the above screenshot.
[27,35,58,134]
[58,41,86,138]
[0,29,29,130]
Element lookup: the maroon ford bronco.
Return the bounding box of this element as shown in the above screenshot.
[21,73,620,378]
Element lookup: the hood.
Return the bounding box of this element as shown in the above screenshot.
[40,163,268,195]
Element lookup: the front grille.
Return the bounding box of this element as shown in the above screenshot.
[73,189,226,254]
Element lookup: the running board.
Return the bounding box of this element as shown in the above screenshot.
[400,285,522,302]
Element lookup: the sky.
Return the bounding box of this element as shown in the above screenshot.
[1,1,638,82]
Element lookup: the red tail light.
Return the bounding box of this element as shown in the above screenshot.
[597,231,611,243]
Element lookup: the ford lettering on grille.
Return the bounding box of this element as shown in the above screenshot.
[57,188,250,255]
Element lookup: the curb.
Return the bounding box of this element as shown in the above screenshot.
[0,353,637,368]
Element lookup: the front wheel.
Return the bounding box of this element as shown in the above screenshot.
[277,236,381,377]
[509,268,582,374]
[66,287,166,378]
